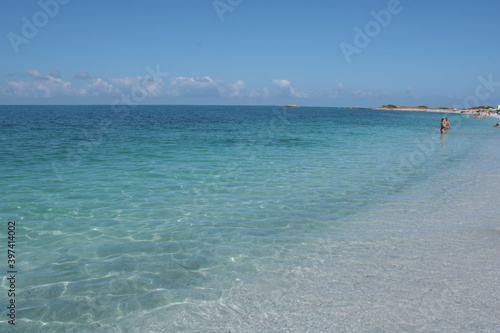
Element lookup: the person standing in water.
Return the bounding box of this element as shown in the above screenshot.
[440,117,450,134]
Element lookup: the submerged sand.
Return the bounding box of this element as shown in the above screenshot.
[119,130,500,333]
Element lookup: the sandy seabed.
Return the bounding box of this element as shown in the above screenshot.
[121,135,500,333]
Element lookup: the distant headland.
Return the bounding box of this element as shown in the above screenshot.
[375,104,500,113]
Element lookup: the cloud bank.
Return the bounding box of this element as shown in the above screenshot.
[170,76,245,98]
[272,79,308,98]
[0,70,255,100]
[0,70,383,104]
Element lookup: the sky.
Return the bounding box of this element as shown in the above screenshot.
[1,0,500,108]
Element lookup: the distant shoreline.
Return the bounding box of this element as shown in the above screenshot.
[374,107,465,113]
[373,106,499,114]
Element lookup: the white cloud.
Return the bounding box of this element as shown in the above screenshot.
[171,76,217,88]
[249,87,270,98]
[169,76,246,98]
[78,78,119,96]
[352,89,374,98]
[405,86,418,99]
[170,76,220,97]
[74,72,92,80]
[272,79,308,98]
[109,76,166,97]
[326,82,344,98]
[322,82,382,100]
[0,70,169,99]
[273,79,291,89]
[27,69,45,79]
[224,80,245,97]
[0,70,274,101]
[142,78,166,97]
[1,71,72,97]
[109,77,143,88]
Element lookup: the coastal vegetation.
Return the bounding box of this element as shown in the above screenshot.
[378,104,499,112]
[473,105,495,109]
[381,105,439,109]
[381,105,435,109]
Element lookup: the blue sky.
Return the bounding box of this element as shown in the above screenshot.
[1,0,499,107]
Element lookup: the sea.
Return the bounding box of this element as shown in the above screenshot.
[1,105,499,332]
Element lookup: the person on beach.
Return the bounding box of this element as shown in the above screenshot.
[440,117,450,134]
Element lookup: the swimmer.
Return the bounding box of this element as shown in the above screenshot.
[440,117,450,134]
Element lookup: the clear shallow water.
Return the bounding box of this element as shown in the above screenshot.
[1,105,498,332]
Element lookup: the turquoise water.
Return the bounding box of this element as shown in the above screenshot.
[1,105,498,332]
